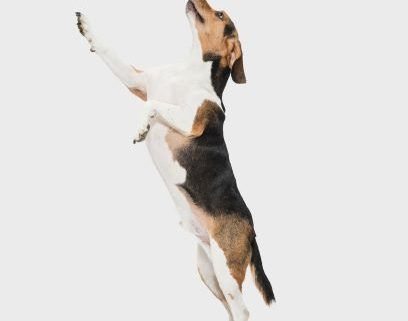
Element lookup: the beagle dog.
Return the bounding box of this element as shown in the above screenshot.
[76,1,274,320]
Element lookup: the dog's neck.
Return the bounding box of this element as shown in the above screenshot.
[202,53,231,100]
[187,54,230,111]
[188,34,230,110]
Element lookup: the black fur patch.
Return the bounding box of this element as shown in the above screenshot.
[176,104,254,225]
[251,238,276,304]
[224,22,236,37]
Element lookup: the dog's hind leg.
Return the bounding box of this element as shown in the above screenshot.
[209,233,252,321]
[197,244,234,321]
[75,12,147,101]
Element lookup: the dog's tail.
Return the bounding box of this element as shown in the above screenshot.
[250,237,275,305]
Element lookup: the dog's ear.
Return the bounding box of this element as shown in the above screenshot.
[229,40,246,84]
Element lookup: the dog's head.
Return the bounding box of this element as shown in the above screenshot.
[186,0,246,84]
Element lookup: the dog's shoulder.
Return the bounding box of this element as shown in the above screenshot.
[191,99,225,137]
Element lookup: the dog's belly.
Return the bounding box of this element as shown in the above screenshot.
[145,122,209,243]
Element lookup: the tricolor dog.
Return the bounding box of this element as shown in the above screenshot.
[76,0,275,319]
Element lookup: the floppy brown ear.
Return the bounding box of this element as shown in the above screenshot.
[230,41,246,84]
[232,55,246,84]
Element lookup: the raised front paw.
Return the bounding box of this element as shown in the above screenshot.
[76,12,99,52]
[133,123,151,143]
[133,107,157,144]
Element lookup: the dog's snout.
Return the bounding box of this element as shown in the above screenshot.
[186,0,213,15]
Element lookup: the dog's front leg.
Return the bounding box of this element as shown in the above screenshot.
[133,100,204,142]
[76,12,146,101]
[150,100,201,136]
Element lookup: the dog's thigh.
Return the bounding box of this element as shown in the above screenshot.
[197,243,233,320]
[210,238,250,321]
[208,217,254,321]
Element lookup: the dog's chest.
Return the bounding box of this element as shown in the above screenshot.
[146,62,214,103]
[145,122,186,186]
[145,123,208,242]
[143,63,213,183]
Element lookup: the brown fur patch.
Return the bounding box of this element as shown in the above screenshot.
[191,100,220,137]
[165,129,190,160]
[180,188,254,289]
[193,0,241,69]
[164,100,219,157]
[128,66,147,101]
[209,215,254,288]
[128,87,147,101]
[197,22,233,70]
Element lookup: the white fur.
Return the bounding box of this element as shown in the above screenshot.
[77,13,146,90]
[210,238,250,321]
[197,244,234,321]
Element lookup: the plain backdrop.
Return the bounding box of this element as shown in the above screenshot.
[0,0,407,320]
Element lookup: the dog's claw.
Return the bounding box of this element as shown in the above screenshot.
[133,124,150,144]
[76,12,101,53]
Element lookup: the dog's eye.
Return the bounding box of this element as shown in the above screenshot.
[215,11,224,20]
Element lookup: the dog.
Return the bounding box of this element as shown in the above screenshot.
[76,1,274,320]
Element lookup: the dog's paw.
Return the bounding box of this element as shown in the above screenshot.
[133,122,151,143]
[76,12,99,52]
[133,107,157,144]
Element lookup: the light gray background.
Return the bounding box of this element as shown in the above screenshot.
[0,0,407,320]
